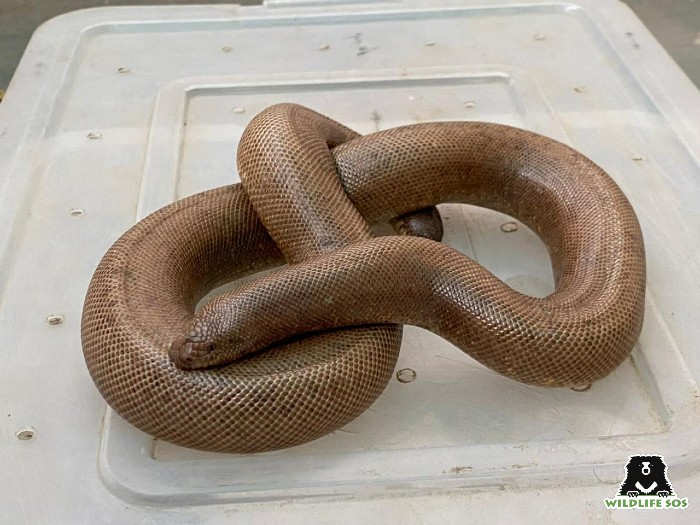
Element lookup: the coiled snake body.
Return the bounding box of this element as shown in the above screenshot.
[81,104,645,453]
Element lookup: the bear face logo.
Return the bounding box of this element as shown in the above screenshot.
[617,454,674,498]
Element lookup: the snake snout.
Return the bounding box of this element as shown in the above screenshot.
[169,336,216,370]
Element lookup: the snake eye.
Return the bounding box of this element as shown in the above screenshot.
[206,343,216,353]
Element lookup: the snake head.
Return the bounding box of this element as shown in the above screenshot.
[169,333,249,370]
[169,336,220,370]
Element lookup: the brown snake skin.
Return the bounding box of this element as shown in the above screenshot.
[81,104,646,453]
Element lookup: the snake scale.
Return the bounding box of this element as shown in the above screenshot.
[81,104,645,453]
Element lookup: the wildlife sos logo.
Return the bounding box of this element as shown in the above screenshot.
[604,454,688,510]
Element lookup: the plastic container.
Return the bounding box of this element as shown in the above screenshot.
[1,0,699,522]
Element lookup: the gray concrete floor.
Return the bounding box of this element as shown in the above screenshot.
[0,0,699,91]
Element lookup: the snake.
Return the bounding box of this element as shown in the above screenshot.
[81,104,645,453]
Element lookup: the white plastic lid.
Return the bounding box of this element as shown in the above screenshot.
[1,0,699,521]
